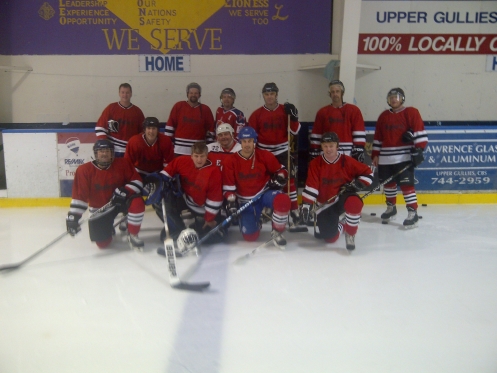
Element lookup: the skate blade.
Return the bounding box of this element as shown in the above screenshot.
[403,223,418,230]
[381,216,396,224]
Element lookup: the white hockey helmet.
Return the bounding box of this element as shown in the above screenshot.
[216,122,234,136]
[177,228,199,254]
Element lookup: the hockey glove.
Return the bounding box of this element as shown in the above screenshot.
[66,213,82,236]
[411,147,424,168]
[111,187,129,212]
[340,179,366,194]
[402,130,414,144]
[284,102,299,121]
[351,146,365,163]
[225,194,238,218]
[268,172,288,190]
[299,204,312,224]
[144,173,172,205]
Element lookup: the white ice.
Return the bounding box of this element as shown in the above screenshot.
[1,204,497,373]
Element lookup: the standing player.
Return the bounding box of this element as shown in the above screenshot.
[207,123,242,168]
[215,88,246,139]
[125,117,174,180]
[222,126,291,247]
[300,132,373,251]
[148,142,224,244]
[66,139,146,251]
[165,82,215,156]
[309,80,366,162]
[95,83,145,157]
[371,88,427,228]
[248,82,306,232]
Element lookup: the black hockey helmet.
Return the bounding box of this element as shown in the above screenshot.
[387,87,405,106]
[186,82,202,94]
[328,80,345,94]
[143,116,160,130]
[220,88,236,99]
[321,132,340,145]
[262,82,279,93]
[93,139,114,168]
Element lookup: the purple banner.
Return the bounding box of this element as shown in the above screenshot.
[0,1,331,55]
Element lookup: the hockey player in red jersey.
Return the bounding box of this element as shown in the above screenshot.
[215,88,246,139]
[207,122,242,168]
[165,82,215,156]
[66,139,146,250]
[300,132,373,251]
[248,82,306,232]
[125,117,174,180]
[95,83,145,157]
[309,80,366,161]
[222,126,291,247]
[147,142,224,244]
[371,88,428,228]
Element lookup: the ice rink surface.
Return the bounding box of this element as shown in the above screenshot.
[1,204,497,373]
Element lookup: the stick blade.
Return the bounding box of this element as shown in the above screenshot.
[171,280,211,291]
[0,263,21,272]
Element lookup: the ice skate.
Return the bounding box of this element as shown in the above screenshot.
[403,207,419,229]
[381,202,397,224]
[271,230,287,250]
[345,232,355,252]
[288,209,308,233]
[128,234,144,252]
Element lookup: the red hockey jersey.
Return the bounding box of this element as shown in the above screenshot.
[248,104,301,155]
[302,153,373,206]
[222,148,287,203]
[309,103,366,157]
[372,106,428,165]
[161,156,222,222]
[125,133,174,178]
[95,102,145,155]
[215,106,246,138]
[69,158,143,215]
[165,101,215,155]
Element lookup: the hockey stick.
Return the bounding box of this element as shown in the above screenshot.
[359,163,411,201]
[233,236,277,265]
[287,113,291,196]
[160,196,210,291]
[0,202,115,272]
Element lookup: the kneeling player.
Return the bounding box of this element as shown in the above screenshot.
[66,139,145,250]
[222,126,291,248]
[300,132,373,251]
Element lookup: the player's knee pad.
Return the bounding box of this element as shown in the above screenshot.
[398,168,415,186]
[129,196,145,214]
[242,230,260,242]
[96,237,112,249]
[344,195,363,215]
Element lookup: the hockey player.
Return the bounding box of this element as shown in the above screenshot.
[222,126,291,247]
[215,88,246,139]
[165,82,215,156]
[147,141,224,244]
[300,132,373,251]
[66,139,146,250]
[371,88,428,228]
[95,83,145,157]
[248,82,306,232]
[309,80,366,162]
[125,117,174,180]
[207,122,242,168]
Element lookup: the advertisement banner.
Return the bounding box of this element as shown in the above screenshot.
[0,1,331,55]
[359,1,497,55]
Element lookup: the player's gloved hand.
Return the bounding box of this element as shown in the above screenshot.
[284,102,299,121]
[340,179,366,194]
[111,187,129,212]
[225,194,238,217]
[402,130,414,143]
[268,172,288,190]
[299,204,312,224]
[144,173,172,205]
[351,146,365,163]
[411,147,424,167]
[66,213,82,236]
[107,119,119,133]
